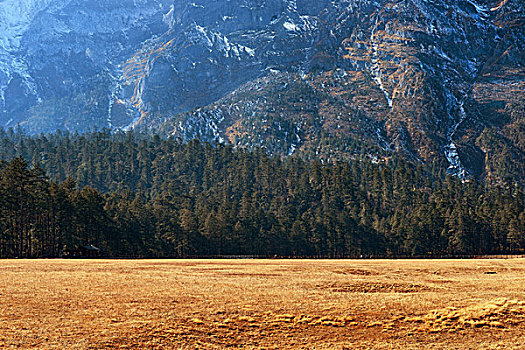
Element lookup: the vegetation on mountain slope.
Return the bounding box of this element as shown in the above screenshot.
[0,129,522,258]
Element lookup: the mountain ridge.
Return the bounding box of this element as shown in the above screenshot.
[0,0,523,184]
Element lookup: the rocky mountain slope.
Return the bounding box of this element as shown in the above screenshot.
[0,0,523,184]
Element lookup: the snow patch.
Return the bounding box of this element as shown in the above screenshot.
[434,46,452,61]
[288,125,301,155]
[283,21,299,31]
[106,77,122,129]
[443,94,469,179]
[190,2,205,9]
[163,5,175,27]
[190,24,255,59]
[194,24,213,48]
[369,31,393,108]
[466,0,489,17]
[288,144,296,155]
[122,115,141,132]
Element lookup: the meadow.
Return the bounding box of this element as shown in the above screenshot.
[1,259,524,349]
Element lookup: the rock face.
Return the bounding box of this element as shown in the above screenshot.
[0,0,173,131]
[0,0,523,184]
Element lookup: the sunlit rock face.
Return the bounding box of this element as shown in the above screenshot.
[0,0,523,183]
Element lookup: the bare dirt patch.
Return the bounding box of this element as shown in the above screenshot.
[0,259,524,349]
[323,281,432,293]
[332,268,380,276]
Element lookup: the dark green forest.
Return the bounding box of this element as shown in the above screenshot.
[0,128,523,258]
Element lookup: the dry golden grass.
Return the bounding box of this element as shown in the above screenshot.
[1,259,524,349]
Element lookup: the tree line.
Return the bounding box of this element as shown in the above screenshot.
[0,128,523,258]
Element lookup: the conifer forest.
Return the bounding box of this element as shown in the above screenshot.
[0,129,523,258]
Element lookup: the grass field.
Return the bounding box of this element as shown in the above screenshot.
[0,259,524,349]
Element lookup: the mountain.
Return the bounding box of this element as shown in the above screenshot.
[0,0,523,184]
